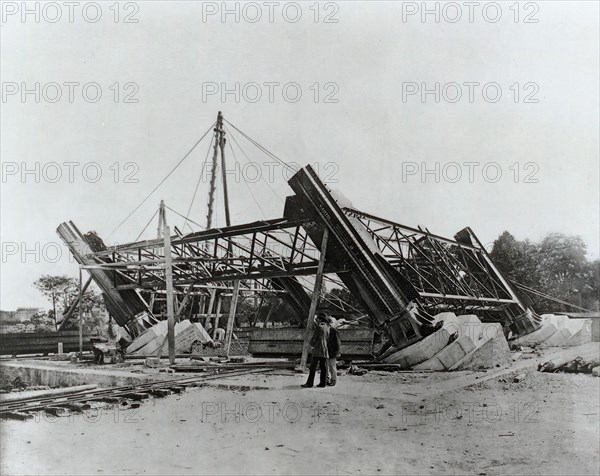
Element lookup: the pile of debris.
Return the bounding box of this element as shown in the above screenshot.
[538,342,600,375]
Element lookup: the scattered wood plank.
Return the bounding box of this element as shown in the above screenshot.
[0,411,34,421]
[0,384,98,404]
[538,343,600,372]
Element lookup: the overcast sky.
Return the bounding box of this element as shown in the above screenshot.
[1,1,598,310]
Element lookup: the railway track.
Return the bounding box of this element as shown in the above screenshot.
[0,367,273,420]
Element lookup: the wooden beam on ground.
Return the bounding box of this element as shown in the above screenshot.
[224,280,241,357]
[300,228,329,370]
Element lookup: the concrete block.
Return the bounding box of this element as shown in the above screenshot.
[192,322,213,343]
[383,328,450,368]
[542,328,572,347]
[566,321,592,346]
[431,312,457,326]
[438,336,477,367]
[441,314,483,345]
[514,323,558,346]
[133,337,164,357]
[413,336,476,371]
[592,319,600,343]
[541,314,586,334]
[450,330,511,370]
[126,328,158,354]
[175,324,205,354]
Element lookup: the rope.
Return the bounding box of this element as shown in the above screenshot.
[226,132,267,218]
[165,206,205,230]
[183,134,215,230]
[108,122,216,238]
[511,280,593,312]
[225,125,284,202]
[134,207,159,242]
[224,119,295,172]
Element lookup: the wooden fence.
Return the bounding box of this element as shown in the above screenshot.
[0,331,98,356]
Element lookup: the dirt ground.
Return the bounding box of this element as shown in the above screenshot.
[1,368,598,475]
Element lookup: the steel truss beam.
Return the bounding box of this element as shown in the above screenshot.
[59,166,540,343]
[85,218,347,290]
[342,208,529,320]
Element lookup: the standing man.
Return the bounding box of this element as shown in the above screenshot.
[301,312,330,388]
[326,316,341,386]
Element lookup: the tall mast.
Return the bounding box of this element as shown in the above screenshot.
[206,111,230,229]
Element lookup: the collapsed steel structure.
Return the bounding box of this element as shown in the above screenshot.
[58,165,540,350]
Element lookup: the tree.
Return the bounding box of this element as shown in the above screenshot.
[29,310,55,332]
[490,231,540,290]
[490,231,599,313]
[60,288,108,335]
[33,275,78,330]
[323,287,363,314]
[536,233,595,311]
[33,274,109,335]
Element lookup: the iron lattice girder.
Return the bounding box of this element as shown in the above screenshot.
[86,218,347,288]
[59,164,540,344]
[342,208,525,312]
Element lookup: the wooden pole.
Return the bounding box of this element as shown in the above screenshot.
[254,294,265,327]
[300,228,329,370]
[218,112,231,227]
[204,289,216,329]
[224,280,240,357]
[157,200,165,238]
[78,266,83,356]
[213,295,223,339]
[148,293,156,315]
[164,224,176,364]
[199,294,206,315]
[206,112,221,229]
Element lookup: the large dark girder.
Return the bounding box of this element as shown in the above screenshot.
[342,207,529,318]
[285,169,419,320]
